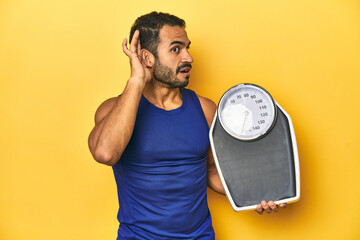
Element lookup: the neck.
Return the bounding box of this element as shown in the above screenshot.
[143,80,183,111]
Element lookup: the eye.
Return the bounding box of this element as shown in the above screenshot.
[171,47,180,53]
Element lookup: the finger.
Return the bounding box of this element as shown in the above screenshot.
[269,201,278,212]
[279,203,287,208]
[261,200,272,214]
[137,44,143,63]
[137,37,142,56]
[122,38,131,56]
[130,30,140,52]
[256,204,263,215]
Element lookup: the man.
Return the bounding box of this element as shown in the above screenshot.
[88,11,286,239]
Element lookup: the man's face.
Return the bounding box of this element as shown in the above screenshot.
[152,25,193,88]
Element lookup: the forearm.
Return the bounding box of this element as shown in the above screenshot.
[207,146,225,195]
[89,78,145,165]
[207,163,225,195]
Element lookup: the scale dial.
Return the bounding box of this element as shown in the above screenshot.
[218,83,277,141]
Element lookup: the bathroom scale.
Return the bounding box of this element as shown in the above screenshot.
[209,83,300,211]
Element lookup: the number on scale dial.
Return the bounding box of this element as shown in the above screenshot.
[218,83,277,141]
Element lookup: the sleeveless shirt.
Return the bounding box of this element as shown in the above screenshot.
[112,88,215,239]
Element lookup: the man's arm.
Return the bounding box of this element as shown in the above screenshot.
[88,30,151,166]
[198,95,225,195]
[88,80,145,166]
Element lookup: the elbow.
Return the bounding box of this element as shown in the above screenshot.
[88,133,121,166]
[92,150,118,166]
[89,141,119,166]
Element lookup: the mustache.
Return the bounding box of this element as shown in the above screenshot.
[176,63,192,74]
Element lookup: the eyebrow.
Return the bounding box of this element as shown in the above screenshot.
[169,41,191,48]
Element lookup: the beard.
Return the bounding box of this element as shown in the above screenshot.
[153,58,191,88]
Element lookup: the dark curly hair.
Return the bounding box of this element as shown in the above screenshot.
[129,11,186,57]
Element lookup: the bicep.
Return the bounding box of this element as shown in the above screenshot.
[197,95,217,128]
[94,97,118,125]
[197,94,217,164]
[198,95,217,168]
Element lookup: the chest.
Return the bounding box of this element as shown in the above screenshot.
[122,100,210,163]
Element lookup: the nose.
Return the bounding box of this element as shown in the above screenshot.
[181,50,194,63]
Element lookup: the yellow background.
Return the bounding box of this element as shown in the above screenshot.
[1,0,359,239]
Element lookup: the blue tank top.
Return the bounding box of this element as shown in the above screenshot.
[112,88,215,239]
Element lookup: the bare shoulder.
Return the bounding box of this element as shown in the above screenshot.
[94,97,118,124]
[197,94,217,127]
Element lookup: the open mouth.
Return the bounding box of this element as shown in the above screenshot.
[177,63,192,76]
[179,67,191,74]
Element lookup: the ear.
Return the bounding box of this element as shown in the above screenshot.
[140,49,155,68]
